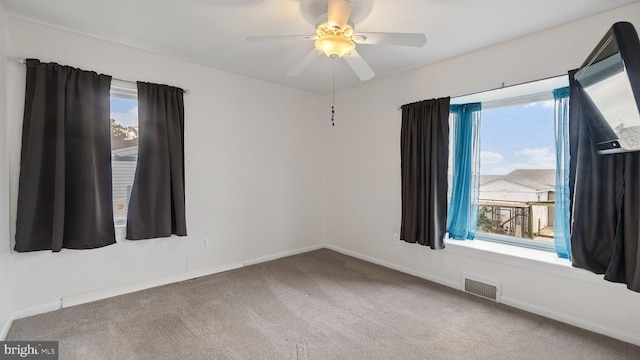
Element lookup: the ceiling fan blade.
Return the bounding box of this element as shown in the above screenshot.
[246,35,316,42]
[343,49,374,81]
[353,32,427,47]
[328,0,352,30]
[286,49,323,77]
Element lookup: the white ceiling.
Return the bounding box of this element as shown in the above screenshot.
[2,0,639,95]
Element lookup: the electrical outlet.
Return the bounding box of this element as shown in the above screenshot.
[393,233,401,244]
[201,238,209,248]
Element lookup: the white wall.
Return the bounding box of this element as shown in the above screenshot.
[326,3,640,346]
[0,1,14,340]
[5,19,327,314]
[4,1,640,347]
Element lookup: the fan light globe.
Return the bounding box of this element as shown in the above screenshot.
[315,35,355,57]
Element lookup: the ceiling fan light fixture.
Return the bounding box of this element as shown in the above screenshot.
[314,22,356,58]
[315,35,355,57]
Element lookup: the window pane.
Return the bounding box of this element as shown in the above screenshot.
[478,101,555,246]
[110,97,138,225]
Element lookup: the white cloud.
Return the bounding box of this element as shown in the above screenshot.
[481,151,504,164]
[490,166,512,175]
[111,106,138,127]
[515,147,555,168]
[523,100,554,109]
[540,100,555,108]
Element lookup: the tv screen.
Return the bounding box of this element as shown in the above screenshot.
[574,22,640,154]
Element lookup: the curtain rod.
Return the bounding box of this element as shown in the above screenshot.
[397,73,567,110]
[16,58,189,95]
[397,82,507,110]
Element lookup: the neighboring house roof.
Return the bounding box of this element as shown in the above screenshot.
[112,138,138,151]
[480,169,555,192]
[479,175,503,185]
[481,179,540,192]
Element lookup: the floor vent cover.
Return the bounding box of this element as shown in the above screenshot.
[463,277,499,301]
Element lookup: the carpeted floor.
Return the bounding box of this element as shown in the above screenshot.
[7,249,640,359]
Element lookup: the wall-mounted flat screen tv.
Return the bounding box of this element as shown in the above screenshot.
[574,22,640,154]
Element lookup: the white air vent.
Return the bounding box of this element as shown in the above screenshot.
[463,275,501,302]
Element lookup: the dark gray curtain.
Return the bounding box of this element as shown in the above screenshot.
[126,82,187,240]
[15,59,115,252]
[569,70,640,292]
[400,97,450,249]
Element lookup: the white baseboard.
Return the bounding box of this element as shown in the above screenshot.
[62,261,244,308]
[62,244,323,308]
[3,261,249,337]
[11,301,62,321]
[324,244,461,290]
[242,244,324,267]
[325,244,640,347]
[1,317,9,340]
[5,244,639,348]
[1,301,62,340]
[501,296,640,347]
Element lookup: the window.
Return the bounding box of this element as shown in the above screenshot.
[110,81,138,226]
[451,75,568,250]
[477,101,556,250]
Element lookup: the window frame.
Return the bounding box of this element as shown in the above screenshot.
[450,75,568,252]
[110,80,138,227]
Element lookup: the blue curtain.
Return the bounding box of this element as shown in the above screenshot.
[447,103,482,240]
[553,87,571,260]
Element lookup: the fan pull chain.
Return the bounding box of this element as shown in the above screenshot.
[331,105,335,126]
[331,58,336,126]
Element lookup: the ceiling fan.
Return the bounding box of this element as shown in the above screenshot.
[246,0,427,81]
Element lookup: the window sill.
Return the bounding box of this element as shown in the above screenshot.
[443,238,621,289]
[114,224,126,242]
[446,237,568,266]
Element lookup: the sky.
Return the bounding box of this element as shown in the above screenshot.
[110,97,138,127]
[479,100,556,175]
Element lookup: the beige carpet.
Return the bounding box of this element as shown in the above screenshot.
[7,249,640,359]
